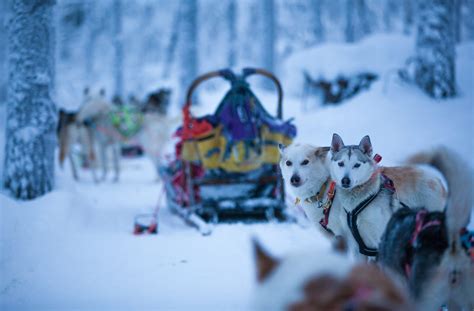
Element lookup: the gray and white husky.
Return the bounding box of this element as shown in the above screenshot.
[378,146,473,310]
[329,133,448,258]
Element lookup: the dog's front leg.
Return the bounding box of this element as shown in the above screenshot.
[100,143,108,181]
[112,144,120,182]
[68,153,79,181]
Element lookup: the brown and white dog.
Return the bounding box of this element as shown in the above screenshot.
[378,146,474,310]
[58,108,95,181]
[252,240,413,311]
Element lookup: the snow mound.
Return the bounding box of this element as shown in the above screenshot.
[283,34,413,95]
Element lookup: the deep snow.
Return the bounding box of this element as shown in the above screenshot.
[1,34,473,310]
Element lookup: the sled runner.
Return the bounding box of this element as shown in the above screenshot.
[160,68,296,234]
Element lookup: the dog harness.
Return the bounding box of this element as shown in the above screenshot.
[294,179,337,235]
[403,209,442,276]
[318,181,336,235]
[460,228,474,261]
[345,173,397,257]
[295,179,329,205]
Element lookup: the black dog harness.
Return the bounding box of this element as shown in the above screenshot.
[345,174,398,257]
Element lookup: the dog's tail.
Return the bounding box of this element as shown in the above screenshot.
[408,146,473,238]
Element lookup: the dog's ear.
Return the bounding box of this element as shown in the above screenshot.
[253,239,279,283]
[278,143,286,154]
[314,146,330,159]
[358,135,373,156]
[331,134,344,153]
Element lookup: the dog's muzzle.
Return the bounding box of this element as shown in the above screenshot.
[290,175,302,187]
[341,177,351,188]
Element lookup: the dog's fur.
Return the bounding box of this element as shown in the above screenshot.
[58,109,95,180]
[252,241,413,311]
[76,91,121,182]
[139,88,179,179]
[329,134,448,257]
[278,143,344,236]
[378,146,474,310]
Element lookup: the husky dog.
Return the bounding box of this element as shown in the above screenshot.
[76,89,121,182]
[58,109,94,180]
[278,143,344,236]
[139,89,179,179]
[329,134,448,258]
[252,240,413,311]
[378,147,473,310]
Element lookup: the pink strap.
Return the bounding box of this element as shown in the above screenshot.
[410,210,441,247]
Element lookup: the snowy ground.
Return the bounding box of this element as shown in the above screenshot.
[1,35,473,310]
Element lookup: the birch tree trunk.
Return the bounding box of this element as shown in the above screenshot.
[3,0,57,200]
[227,0,237,68]
[113,0,123,98]
[179,0,198,105]
[261,0,275,74]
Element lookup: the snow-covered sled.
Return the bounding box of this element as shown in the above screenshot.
[159,68,297,234]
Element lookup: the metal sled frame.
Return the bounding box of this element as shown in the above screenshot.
[163,68,288,234]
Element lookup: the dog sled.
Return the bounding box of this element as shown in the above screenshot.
[159,68,297,234]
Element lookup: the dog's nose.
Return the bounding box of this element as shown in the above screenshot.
[341,177,351,188]
[290,175,301,187]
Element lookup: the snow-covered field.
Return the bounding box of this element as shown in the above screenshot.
[1,35,473,310]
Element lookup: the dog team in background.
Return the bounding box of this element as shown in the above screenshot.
[255,135,473,310]
[57,87,176,182]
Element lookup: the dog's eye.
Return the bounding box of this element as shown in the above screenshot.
[286,160,292,166]
[301,159,309,166]
[353,163,361,168]
[338,162,344,167]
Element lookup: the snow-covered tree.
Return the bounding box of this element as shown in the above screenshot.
[3,0,57,200]
[403,0,414,34]
[453,0,462,43]
[311,0,324,43]
[162,4,182,79]
[345,0,374,43]
[113,0,123,98]
[227,0,237,68]
[415,0,456,98]
[345,0,355,42]
[0,0,8,105]
[261,0,275,75]
[57,0,85,61]
[356,0,372,38]
[179,0,198,105]
[84,0,98,85]
[383,0,395,32]
[466,0,474,41]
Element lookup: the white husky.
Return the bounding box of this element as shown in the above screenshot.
[76,91,121,182]
[278,143,344,237]
[329,133,448,258]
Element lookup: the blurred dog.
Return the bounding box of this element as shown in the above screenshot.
[252,240,413,311]
[58,109,93,180]
[329,134,448,258]
[378,147,474,310]
[278,143,344,237]
[76,89,121,182]
[139,89,179,179]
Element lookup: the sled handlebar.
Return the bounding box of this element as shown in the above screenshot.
[185,68,283,119]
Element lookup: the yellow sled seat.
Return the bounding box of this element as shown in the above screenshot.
[181,124,294,173]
